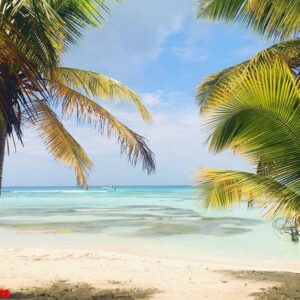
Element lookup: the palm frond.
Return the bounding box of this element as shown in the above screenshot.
[48,81,156,174]
[34,101,93,188]
[0,11,51,69]
[50,67,152,121]
[197,168,300,220]
[48,0,113,46]
[8,0,64,65]
[206,59,300,149]
[197,38,300,113]
[1,0,117,63]
[0,26,48,139]
[197,0,300,41]
[205,60,300,187]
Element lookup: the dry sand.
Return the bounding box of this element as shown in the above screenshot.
[0,245,299,299]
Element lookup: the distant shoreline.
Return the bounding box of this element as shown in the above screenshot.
[2,185,194,188]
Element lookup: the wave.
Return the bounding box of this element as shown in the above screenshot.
[11,190,63,194]
[62,190,107,194]
[7,189,108,194]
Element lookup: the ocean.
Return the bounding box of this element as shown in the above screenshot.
[0,186,299,261]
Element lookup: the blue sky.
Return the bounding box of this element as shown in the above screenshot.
[4,0,270,186]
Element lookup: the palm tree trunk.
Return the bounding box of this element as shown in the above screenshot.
[0,124,7,195]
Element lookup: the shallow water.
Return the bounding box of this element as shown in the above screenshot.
[0,186,299,261]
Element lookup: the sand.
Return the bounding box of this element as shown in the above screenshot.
[0,245,299,299]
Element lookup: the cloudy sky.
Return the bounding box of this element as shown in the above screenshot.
[4,0,269,187]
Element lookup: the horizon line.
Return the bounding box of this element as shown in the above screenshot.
[2,185,193,188]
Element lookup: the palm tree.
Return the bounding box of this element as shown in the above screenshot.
[196,0,300,232]
[0,0,155,191]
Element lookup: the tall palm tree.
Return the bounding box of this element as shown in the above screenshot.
[0,0,155,191]
[196,0,300,234]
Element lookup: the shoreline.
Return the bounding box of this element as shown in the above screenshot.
[0,244,299,299]
[2,243,299,273]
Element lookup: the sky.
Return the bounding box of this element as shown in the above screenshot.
[4,0,270,187]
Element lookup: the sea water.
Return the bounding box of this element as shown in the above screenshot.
[0,186,299,262]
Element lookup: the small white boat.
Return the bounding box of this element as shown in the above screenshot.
[101,186,116,190]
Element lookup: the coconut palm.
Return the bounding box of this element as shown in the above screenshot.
[0,0,155,191]
[196,0,300,229]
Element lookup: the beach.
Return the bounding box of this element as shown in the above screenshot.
[1,244,300,299]
[0,186,299,299]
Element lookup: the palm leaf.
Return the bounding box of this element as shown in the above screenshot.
[197,60,300,220]
[205,60,300,186]
[206,60,300,149]
[1,0,116,64]
[0,25,48,139]
[34,101,93,188]
[197,0,300,41]
[50,67,152,121]
[48,0,112,46]
[8,0,64,65]
[197,168,300,220]
[197,38,300,113]
[48,81,156,174]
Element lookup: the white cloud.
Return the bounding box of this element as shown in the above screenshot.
[173,45,208,62]
[170,20,219,63]
[233,44,266,60]
[63,0,197,79]
[231,31,270,60]
[3,93,249,186]
[141,93,161,107]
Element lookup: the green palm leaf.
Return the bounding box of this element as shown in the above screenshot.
[1,0,116,64]
[197,0,300,41]
[197,39,300,113]
[197,60,300,220]
[48,0,112,45]
[197,169,300,220]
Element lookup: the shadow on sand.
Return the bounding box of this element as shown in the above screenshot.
[222,270,300,299]
[9,281,158,300]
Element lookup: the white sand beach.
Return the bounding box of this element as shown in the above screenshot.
[1,244,300,299]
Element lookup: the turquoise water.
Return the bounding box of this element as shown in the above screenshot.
[0,186,299,261]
